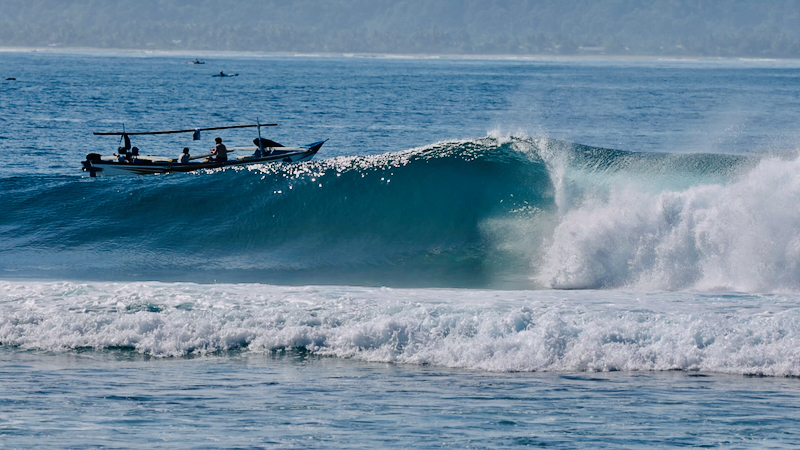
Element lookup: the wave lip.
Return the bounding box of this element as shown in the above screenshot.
[2,282,799,377]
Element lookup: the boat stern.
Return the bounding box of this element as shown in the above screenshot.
[82,153,103,177]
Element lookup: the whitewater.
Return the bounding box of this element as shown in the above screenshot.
[3,281,799,376]
[2,51,800,447]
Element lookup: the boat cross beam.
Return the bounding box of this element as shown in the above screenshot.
[93,123,277,136]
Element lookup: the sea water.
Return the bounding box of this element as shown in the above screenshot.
[2,50,800,448]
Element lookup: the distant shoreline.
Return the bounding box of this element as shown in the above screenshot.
[2,46,799,64]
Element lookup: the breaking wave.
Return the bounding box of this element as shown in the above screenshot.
[2,135,800,292]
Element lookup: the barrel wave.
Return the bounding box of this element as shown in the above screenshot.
[3,135,800,292]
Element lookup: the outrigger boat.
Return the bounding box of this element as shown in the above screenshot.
[82,122,325,177]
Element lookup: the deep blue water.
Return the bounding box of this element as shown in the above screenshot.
[2,50,800,448]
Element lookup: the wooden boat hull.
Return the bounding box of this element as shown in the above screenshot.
[83,141,324,177]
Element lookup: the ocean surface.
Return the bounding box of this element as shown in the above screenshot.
[2,50,800,448]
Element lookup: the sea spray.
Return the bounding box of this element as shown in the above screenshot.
[536,151,800,292]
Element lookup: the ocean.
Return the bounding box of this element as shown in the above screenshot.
[2,50,800,448]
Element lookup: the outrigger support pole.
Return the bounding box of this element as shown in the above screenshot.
[257,117,264,154]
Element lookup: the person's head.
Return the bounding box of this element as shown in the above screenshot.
[131,147,139,156]
[215,137,222,143]
[183,147,190,154]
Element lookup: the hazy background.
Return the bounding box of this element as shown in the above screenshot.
[2,0,800,57]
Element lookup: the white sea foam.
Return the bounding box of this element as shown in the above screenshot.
[534,153,800,292]
[2,281,799,376]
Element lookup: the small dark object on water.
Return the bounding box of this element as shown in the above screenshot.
[6,77,16,80]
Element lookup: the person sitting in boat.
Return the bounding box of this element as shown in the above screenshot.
[178,147,191,163]
[219,71,225,77]
[130,147,140,163]
[116,147,128,163]
[210,137,227,162]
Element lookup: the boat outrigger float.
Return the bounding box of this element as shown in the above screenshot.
[82,122,325,177]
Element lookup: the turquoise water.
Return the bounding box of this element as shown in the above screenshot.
[2,51,800,447]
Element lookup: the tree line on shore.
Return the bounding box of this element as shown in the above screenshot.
[3,0,800,58]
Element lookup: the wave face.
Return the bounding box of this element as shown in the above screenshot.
[4,135,800,291]
[2,281,799,376]
[1,138,551,287]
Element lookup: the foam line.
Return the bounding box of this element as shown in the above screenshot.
[2,282,798,376]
